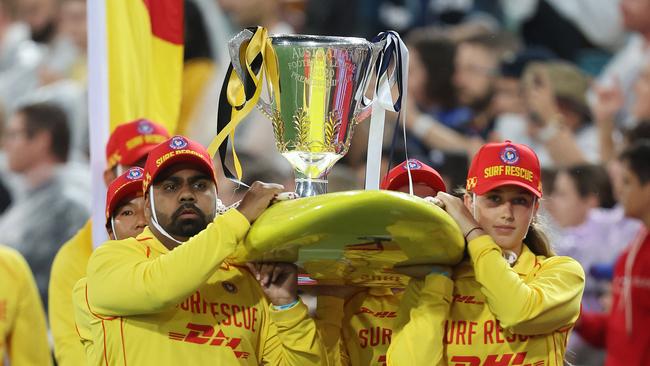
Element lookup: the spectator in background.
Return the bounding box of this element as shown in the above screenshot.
[506,0,625,63]
[402,31,474,170]
[592,0,650,127]
[19,0,58,45]
[603,121,650,245]
[549,165,640,307]
[549,164,641,365]
[0,102,88,307]
[0,0,43,113]
[408,31,466,130]
[405,32,502,161]
[23,0,88,161]
[498,61,598,167]
[577,141,650,366]
[451,33,500,139]
[596,61,650,163]
[39,0,87,85]
[492,48,554,117]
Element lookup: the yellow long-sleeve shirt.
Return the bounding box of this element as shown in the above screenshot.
[387,235,585,366]
[0,245,52,365]
[49,219,93,366]
[74,209,325,365]
[317,289,402,366]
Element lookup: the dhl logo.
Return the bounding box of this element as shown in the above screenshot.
[452,295,485,305]
[377,354,387,366]
[451,353,544,366]
[356,307,397,318]
[169,322,250,359]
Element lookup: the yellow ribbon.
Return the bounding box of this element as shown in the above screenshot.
[208,26,281,180]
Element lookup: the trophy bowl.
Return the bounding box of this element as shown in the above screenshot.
[229,31,379,197]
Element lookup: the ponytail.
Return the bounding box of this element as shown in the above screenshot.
[524,221,555,257]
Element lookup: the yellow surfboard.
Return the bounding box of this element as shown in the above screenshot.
[229,190,465,287]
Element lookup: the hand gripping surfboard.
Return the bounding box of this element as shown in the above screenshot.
[228,190,465,287]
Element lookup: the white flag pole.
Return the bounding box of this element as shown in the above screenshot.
[88,0,110,248]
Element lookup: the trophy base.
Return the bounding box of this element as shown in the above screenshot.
[228,190,465,287]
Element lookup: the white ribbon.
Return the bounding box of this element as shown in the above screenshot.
[364,31,410,190]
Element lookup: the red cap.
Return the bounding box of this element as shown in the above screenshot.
[466,140,542,198]
[105,167,145,222]
[143,135,217,194]
[105,119,171,169]
[380,159,446,193]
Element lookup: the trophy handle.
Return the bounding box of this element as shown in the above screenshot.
[352,39,386,123]
[228,29,275,117]
[228,29,254,86]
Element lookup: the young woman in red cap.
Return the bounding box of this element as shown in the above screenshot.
[387,141,585,366]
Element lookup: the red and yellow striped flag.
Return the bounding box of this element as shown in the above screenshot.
[106,0,184,131]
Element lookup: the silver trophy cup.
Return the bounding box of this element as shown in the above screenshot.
[230,31,382,197]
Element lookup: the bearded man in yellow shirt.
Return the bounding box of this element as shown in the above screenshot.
[74,135,325,365]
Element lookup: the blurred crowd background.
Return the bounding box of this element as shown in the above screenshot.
[0,0,649,364]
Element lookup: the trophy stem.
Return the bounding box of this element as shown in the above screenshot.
[295,172,328,197]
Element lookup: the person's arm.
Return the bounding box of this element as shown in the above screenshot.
[408,113,484,156]
[539,124,590,166]
[243,262,327,365]
[6,248,53,366]
[405,96,483,157]
[87,209,250,316]
[258,299,328,365]
[315,295,347,366]
[71,278,93,356]
[524,64,590,166]
[468,235,585,334]
[575,311,608,348]
[386,274,452,366]
[49,222,92,366]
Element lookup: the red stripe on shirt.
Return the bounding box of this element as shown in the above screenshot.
[120,318,127,366]
[101,320,109,366]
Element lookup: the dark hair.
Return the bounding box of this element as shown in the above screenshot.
[620,140,650,185]
[407,32,457,109]
[0,178,11,215]
[525,222,554,257]
[624,120,650,145]
[500,47,555,79]
[561,164,616,209]
[17,103,70,162]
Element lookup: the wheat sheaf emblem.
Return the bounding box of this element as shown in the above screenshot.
[324,111,342,153]
[293,108,311,151]
[270,109,289,152]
